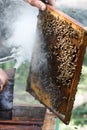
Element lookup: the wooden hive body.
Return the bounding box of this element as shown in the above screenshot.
[27,5,87,124]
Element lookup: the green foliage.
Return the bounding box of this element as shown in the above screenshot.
[83,52,87,66]
[72,104,87,126]
[15,61,30,86]
[0,60,15,69]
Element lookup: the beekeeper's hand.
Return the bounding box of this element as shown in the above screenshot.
[25,0,55,11]
[0,68,8,92]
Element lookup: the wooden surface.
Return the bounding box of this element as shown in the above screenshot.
[0,105,46,130]
[42,110,56,130]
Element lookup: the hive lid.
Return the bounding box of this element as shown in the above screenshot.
[27,5,87,124]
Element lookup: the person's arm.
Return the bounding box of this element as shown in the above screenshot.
[0,68,8,92]
[25,0,55,11]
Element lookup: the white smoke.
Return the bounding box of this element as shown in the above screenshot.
[0,0,38,68]
[8,2,38,68]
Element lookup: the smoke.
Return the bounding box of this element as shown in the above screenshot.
[0,0,38,68]
[8,1,38,68]
[0,0,22,58]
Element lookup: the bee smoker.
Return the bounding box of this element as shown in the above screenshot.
[0,68,16,120]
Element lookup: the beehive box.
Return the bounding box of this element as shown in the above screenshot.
[0,105,46,130]
[27,5,87,124]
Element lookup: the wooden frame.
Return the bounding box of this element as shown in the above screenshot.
[27,5,87,124]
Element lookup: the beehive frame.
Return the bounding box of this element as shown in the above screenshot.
[27,5,87,124]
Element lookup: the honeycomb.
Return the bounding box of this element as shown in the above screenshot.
[27,6,87,124]
[37,10,79,108]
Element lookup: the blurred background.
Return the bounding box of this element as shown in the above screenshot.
[0,0,87,130]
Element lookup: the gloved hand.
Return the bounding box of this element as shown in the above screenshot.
[0,68,8,92]
[25,0,55,11]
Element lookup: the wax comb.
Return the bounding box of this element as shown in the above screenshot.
[27,5,87,124]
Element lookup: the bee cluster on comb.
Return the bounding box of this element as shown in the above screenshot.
[27,6,87,124]
[37,9,81,110]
